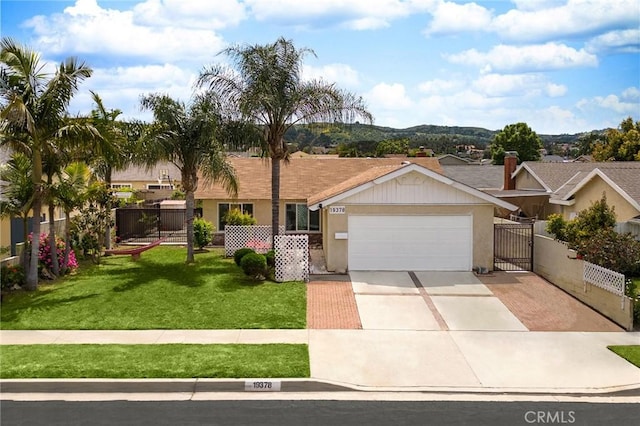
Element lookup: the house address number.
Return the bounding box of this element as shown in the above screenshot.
[329,206,346,214]
[245,380,282,391]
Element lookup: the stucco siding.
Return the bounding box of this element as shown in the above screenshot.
[515,170,546,190]
[562,175,639,221]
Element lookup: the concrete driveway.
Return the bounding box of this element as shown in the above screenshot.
[349,271,527,331]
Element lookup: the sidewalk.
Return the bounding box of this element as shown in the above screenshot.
[1,328,639,394]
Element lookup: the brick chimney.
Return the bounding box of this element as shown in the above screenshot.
[503,151,518,190]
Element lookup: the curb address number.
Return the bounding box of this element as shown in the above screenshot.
[245,380,282,391]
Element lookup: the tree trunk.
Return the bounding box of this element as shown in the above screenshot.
[104,167,113,250]
[48,202,60,277]
[20,215,29,272]
[26,149,43,291]
[26,197,40,291]
[185,189,195,264]
[271,157,281,247]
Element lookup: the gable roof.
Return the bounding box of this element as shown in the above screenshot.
[513,161,640,207]
[194,157,443,200]
[307,163,518,211]
[437,154,472,165]
[112,162,182,182]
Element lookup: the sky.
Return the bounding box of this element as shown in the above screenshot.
[1,0,639,135]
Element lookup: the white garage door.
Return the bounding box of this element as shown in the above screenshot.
[348,215,472,271]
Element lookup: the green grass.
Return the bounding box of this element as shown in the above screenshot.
[1,247,306,330]
[0,344,310,378]
[608,346,640,368]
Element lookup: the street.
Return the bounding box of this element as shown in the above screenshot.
[2,399,639,426]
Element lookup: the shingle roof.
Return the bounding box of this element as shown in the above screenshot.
[112,162,182,182]
[518,161,640,204]
[195,157,442,200]
[441,165,504,190]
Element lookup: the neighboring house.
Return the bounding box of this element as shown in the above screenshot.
[488,159,640,222]
[111,162,182,200]
[440,165,504,191]
[307,163,517,273]
[541,155,566,163]
[437,154,473,165]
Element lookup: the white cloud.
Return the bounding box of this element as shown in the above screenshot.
[577,87,640,116]
[424,1,493,36]
[510,0,566,12]
[244,0,431,30]
[418,78,462,94]
[472,73,566,98]
[366,83,413,110]
[132,0,246,29]
[586,29,640,53]
[445,43,598,73]
[492,0,640,43]
[302,64,361,88]
[24,0,229,63]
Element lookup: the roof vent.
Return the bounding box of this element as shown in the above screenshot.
[401,161,411,165]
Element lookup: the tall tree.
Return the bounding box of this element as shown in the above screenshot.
[0,37,93,289]
[0,152,34,269]
[592,116,640,161]
[490,122,542,165]
[197,37,373,243]
[139,92,238,263]
[87,91,129,250]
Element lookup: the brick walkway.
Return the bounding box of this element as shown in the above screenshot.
[479,272,624,332]
[307,281,362,329]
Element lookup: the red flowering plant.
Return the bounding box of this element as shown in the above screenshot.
[1,264,26,290]
[27,233,79,277]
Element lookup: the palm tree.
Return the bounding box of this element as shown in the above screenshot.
[86,91,129,250]
[197,37,373,242]
[0,37,93,289]
[139,92,238,263]
[0,152,34,269]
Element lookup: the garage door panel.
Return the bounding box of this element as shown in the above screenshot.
[348,215,472,271]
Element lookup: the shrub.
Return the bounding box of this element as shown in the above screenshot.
[265,249,276,267]
[1,264,25,290]
[27,233,79,275]
[576,229,640,276]
[234,248,255,266]
[193,218,214,250]
[240,252,267,279]
[224,208,257,226]
[545,214,568,241]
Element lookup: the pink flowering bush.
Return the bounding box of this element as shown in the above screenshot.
[27,233,79,274]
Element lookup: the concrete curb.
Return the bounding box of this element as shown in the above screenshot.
[2,379,640,396]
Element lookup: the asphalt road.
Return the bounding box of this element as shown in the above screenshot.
[2,400,639,426]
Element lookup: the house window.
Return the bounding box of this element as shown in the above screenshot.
[218,203,254,231]
[110,183,132,189]
[286,203,320,232]
[146,184,173,190]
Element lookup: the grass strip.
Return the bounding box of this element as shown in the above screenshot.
[608,345,640,368]
[1,247,306,330]
[0,344,310,379]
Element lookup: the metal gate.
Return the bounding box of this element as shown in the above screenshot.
[115,207,189,243]
[494,223,533,271]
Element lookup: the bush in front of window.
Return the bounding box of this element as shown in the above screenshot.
[224,208,257,226]
[234,248,256,266]
[193,217,214,250]
[240,252,268,279]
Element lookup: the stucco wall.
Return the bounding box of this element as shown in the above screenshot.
[515,170,545,190]
[533,235,634,330]
[323,204,495,273]
[1,217,11,249]
[559,175,640,222]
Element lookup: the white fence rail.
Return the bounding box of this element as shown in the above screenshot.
[583,261,625,307]
[274,235,309,283]
[224,225,285,257]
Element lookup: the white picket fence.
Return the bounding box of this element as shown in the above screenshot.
[583,261,626,307]
[274,235,309,283]
[224,225,284,257]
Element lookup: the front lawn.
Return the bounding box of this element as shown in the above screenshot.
[0,344,310,378]
[0,247,306,330]
[608,345,640,368]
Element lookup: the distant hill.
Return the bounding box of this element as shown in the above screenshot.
[284,123,592,156]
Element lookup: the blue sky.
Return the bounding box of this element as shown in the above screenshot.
[1,0,639,134]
